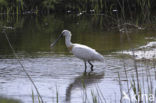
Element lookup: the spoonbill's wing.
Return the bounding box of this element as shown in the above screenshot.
[72,44,104,61]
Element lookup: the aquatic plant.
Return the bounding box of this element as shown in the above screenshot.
[0,97,21,103]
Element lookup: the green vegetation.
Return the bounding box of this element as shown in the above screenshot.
[0,0,155,15]
[0,97,21,103]
[0,0,155,32]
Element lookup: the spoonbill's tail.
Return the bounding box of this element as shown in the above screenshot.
[96,53,104,62]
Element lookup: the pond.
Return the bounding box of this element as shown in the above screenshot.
[0,14,156,103]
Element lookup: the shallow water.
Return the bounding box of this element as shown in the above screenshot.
[0,14,156,103]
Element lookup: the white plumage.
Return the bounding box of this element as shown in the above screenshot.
[51,30,104,72]
[72,44,104,61]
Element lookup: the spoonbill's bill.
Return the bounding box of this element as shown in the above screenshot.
[51,30,104,72]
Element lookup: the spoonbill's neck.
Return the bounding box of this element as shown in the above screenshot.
[65,35,73,47]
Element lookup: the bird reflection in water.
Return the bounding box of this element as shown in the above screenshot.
[65,72,104,102]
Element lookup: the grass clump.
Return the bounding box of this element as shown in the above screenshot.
[0,97,21,103]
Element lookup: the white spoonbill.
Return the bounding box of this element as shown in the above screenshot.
[51,30,104,72]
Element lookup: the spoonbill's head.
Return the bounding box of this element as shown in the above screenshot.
[62,30,72,37]
[50,30,71,48]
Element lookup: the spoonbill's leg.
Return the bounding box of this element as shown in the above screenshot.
[84,61,87,72]
[88,61,93,71]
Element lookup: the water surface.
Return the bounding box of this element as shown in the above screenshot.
[0,14,156,103]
